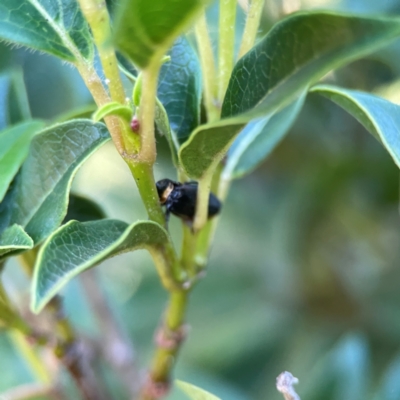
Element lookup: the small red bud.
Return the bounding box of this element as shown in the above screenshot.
[130,116,140,133]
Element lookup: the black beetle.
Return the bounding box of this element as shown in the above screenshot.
[156,179,221,224]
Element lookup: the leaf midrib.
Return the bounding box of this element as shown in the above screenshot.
[28,0,87,63]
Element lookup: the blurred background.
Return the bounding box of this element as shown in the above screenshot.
[2,0,400,399]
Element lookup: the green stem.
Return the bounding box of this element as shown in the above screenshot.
[195,12,219,121]
[77,62,127,154]
[180,225,198,277]
[128,162,165,226]
[77,0,125,104]
[238,0,264,58]
[141,291,189,400]
[149,248,184,291]
[9,330,52,384]
[195,220,215,269]
[194,165,224,270]
[128,162,184,288]
[139,61,162,163]
[218,0,237,101]
[193,171,213,232]
[77,0,137,157]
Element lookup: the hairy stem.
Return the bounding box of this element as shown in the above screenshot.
[78,0,125,104]
[77,0,136,156]
[218,0,237,101]
[193,171,213,232]
[180,225,199,277]
[139,61,162,163]
[81,270,140,397]
[238,0,264,58]
[127,162,165,226]
[20,252,104,400]
[195,12,219,121]
[77,62,128,154]
[141,291,189,400]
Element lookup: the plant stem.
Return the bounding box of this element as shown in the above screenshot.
[194,12,219,121]
[0,383,60,400]
[9,330,52,384]
[127,162,165,226]
[218,0,237,101]
[77,62,128,154]
[139,61,162,163]
[80,270,140,397]
[180,225,198,277]
[238,0,264,58]
[193,171,213,232]
[77,0,138,157]
[141,291,189,400]
[20,252,104,400]
[193,165,224,270]
[77,0,125,104]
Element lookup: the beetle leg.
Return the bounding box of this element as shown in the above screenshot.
[164,207,171,230]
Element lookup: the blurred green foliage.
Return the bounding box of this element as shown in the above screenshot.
[2,0,400,399]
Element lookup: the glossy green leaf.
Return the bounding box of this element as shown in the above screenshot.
[92,102,132,122]
[54,104,97,123]
[62,193,106,224]
[0,224,33,258]
[0,120,110,248]
[158,37,202,143]
[223,93,306,180]
[31,219,173,313]
[0,0,93,62]
[0,69,31,129]
[114,0,207,68]
[0,120,45,203]
[180,12,400,179]
[311,84,400,168]
[176,380,221,400]
[155,99,179,166]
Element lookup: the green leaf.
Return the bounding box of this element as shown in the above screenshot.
[176,380,221,400]
[311,84,400,168]
[158,36,202,143]
[114,0,207,68]
[0,120,45,202]
[63,193,106,223]
[54,104,98,123]
[0,0,93,62]
[155,99,179,166]
[92,102,132,122]
[0,224,33,258]
[179,12,400,179]
[31,219,173,313]
[0,120,110,247]
[117,52,138,78]
[223,93,306,180]
[0,69,31,129]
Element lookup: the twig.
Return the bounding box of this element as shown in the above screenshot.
[80,270,141,397]
[218,0,237,101]
[0,383,61,400]
[47,298,108,400]
[276,371,301,400]
[194,11,219,122]
[140,291,189,400]
[238,0,264,58]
